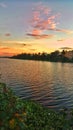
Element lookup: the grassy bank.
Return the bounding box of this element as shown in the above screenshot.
[0,83,73,130]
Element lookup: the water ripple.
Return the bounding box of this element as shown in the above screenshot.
[0,58,73,110]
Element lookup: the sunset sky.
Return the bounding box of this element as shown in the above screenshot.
[0,0,73,56]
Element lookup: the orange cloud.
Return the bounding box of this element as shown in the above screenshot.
[0,47,9,50]
[0,47,23,56]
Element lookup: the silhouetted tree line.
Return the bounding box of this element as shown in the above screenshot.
[11,50,73,63]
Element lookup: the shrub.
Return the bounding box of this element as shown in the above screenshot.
[0,83,73,130]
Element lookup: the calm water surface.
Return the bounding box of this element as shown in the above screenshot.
[0,58,73,110]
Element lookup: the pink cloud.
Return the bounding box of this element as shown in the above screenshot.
[27,33,54,39]
[27,3,59,39]
[32,29,41,35]
[31,9,57,31]
[27,3,73,39]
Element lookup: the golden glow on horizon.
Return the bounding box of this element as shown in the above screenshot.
[0,1,73,56]
[0,39,56,56]
[0,37,73,56]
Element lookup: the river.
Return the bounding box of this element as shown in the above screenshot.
[0,58,73,110]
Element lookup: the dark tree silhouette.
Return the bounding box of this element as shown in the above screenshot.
[11,50,73,63]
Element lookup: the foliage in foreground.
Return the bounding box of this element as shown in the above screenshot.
[0,83,73,130]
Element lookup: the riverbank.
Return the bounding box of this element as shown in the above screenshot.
[0,83,73,130]
[11,50,73,63]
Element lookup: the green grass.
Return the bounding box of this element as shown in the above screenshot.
[0,83,73,130]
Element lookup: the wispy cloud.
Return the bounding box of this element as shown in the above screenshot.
[27,33,54,39]
[54,28,73,34]
[0,2,7,8]
[27,2,73,39]
[0,46,24,56]
[27,3,58,39]
[0,47,15,56]
[60,47,73,50]
[29,49,37,51]
[0,40,32,48]
[0,47,9,50]
[16,43,32,47]
[57,39,65,42]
